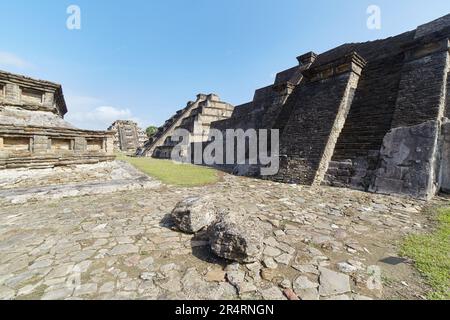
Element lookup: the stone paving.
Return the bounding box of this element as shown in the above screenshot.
[0,161,159,204]
[0,169,442,300]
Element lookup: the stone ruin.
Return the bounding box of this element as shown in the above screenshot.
[271,16,450,201]
[0,70,115,169]
[3,14,449,202]
[137,93,234,158]
[170,197,265,264]
[108,120,147,153]
[150,14,450,201]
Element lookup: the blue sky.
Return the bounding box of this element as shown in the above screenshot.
[1,0,449,130]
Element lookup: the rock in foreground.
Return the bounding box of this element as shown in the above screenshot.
[208,213,264,264]
[318,267,351,297]
[171,197,217,233]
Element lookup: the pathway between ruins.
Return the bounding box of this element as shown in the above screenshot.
[0,165,441,300]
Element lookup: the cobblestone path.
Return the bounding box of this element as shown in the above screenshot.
[0,174,440,300]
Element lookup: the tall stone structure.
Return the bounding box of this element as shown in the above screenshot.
[108,120,147,153]
[137,94,234,158]
[0,70,115,169]
[206,14,450,200]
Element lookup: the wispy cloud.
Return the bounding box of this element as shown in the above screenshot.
[0,51,33,69]
[68,105,142,130]
[64,94,144,130]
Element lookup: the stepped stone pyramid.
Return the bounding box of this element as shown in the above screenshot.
[138,14,450,200]
[137,94,233,158]
[208,14,450,200]
[108,120,147,153]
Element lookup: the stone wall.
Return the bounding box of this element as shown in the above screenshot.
[322,24,450,196]
[213,52,316,136]
[0,70,67,116]
[370,121,440,200]
[273,53,365,185]
[415,14,450,39]
[390,35,450,128]
[0,70,115,169]
[326,53,406,190]
[141,14,450,200]
[207,52,316,174]
[0,122,115,169]
[440,121,450,193]
[366,30,450,199]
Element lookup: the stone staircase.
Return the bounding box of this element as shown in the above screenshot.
[137,94,234,159]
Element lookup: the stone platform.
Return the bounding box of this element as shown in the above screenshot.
[0,70,115,169]
[0,161,160,204]
[0,173,440,300]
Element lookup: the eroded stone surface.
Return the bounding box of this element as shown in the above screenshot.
[0,174,436,300]
[171,197,217,234]
[208,212,265,264]
[318,267,351,297]
[0,161,160,204]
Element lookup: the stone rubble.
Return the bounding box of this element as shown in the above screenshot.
[171,197,217,234]
[208,212,265,264]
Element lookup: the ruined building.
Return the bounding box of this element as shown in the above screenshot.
[204,14,450,200]
[137,94,234,158]
[0,71,115,169]
[108,120,147,153]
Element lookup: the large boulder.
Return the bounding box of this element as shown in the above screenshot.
[171,197,217,234]
[208,212,264,264]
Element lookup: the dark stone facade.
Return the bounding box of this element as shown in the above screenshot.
[273,53,365,185]
[205,14,450,200]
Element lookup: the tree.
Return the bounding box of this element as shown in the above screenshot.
[146,126,158,138]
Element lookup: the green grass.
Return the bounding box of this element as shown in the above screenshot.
[400,206,450,300]
[116,153,220,187]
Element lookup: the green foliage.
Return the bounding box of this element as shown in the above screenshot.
[117,154,220,187]
[401,207,450,300]
[145,126,158,138]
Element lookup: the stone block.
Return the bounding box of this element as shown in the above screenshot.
[171,197,217,234]
[371,121,439,199]
[208,212,264,264]
[33,136,48,153]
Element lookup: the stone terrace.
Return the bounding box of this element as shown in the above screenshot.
[0,171,442,300]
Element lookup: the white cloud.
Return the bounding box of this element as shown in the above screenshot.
[64,94,144,130]
[0,51,32,69]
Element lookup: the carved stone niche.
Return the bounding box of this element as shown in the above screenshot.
[86,138,105,152]
[1,136,31,153]
[21,86,44,106]
[50,138,74,151]
[0,83,5,100]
